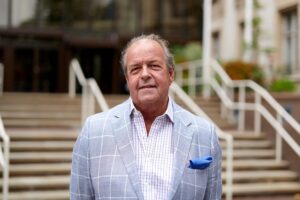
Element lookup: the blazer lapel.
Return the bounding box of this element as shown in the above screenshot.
[169,105,194,199]
[111,101,144,200]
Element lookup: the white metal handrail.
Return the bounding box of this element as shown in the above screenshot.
[0,63,4,95]
[175,58,300,160]
[175,60,203,98]
[170,82,233,200]
[210,60,300,160]
[175,57,300,196]
[0,116,9,200]
[68,59,109,123]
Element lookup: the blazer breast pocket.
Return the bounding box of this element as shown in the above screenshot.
[184,166,209,175]
[176,166,208,198]
[184,165,209,184]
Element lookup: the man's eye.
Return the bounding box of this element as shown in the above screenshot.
[130,67,140,74]
[150,65,160,70]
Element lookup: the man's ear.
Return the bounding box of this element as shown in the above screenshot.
[169,67,175,82]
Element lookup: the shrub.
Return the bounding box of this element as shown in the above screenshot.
[171,42,202,63]
[223,60,264,84]
[270,78,297,92]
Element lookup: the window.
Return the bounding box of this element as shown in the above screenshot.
[282,9,298,74]
[212,32,221,59]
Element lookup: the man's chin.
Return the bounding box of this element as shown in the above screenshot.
[139,97,156,104]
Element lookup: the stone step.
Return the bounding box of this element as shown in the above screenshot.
[220,140,273,149]
[221,159,290,170]
[222,149,275,159]
[104,95,129,107]
[1,111,80,119]
[10,141,74,151]
[222,170,299,183]
[197,106,221,114]
[10,152,72,163]
[194,96,220,102]
[0,105,80,112]
[0,163,71,176]
[223,182,300,195]
[3,119,81,127]
[7,128,79,140]
[211,118,237,128]
[0,92,80,102]
[228,131,268,139]
[0,175,69,190]
[3,190,69,200]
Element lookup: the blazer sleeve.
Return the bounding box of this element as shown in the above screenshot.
[70,118,95,200]
[204,125,222,200]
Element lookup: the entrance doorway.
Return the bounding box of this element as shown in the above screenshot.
[14,48,58,92]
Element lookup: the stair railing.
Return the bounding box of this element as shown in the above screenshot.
[210,60,300,160]
[170,82,233,200]
[0,63,4,95]
[175,59,300,160]
[0,116,9,200]
[68,59,109,124]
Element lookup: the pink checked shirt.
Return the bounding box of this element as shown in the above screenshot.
[130,98,174,200]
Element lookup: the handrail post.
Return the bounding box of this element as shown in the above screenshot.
[276,114,283,162]
[87,85,95,117]
[177,66,183,88]
[221,83,227,118]
[81,84,89,124]
[238,84,245,131]
[69,61,76,98]
[0,63,4,96]
[228,87,235,123]
[254,92,261,134]
[189,64,196,98]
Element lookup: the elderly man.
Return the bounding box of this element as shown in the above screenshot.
[70,34,222,200]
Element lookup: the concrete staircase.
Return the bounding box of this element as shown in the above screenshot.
[190,96,300,199]
[0,93,299,199]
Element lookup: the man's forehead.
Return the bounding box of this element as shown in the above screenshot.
[129,39,162,51]
[125,39,165,67]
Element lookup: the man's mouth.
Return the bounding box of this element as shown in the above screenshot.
[139,85,156,89]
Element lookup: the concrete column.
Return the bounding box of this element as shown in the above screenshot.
[243,0,253,62]
[221,0,239,61]
[202,0,212,99]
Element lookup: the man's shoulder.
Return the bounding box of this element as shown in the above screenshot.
[86,99,129,123]
[172,100,214,129]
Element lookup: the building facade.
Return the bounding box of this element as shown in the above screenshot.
[0,0,203,93]
[211,0,300,82]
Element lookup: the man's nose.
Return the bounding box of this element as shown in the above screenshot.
[141,65,150,78]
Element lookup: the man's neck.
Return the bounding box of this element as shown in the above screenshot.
[136,99,169,135]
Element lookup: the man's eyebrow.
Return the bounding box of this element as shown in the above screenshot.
[148,60,162,64]
[128,63,140,68]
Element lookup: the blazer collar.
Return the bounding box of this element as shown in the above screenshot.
[111,99,144,200]
[169,103,194,199]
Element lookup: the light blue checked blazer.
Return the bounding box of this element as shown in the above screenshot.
[70,99,222,200]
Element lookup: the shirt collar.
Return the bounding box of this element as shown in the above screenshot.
[129,97,174,123]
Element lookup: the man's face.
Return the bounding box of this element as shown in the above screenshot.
[125,39,174,110]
